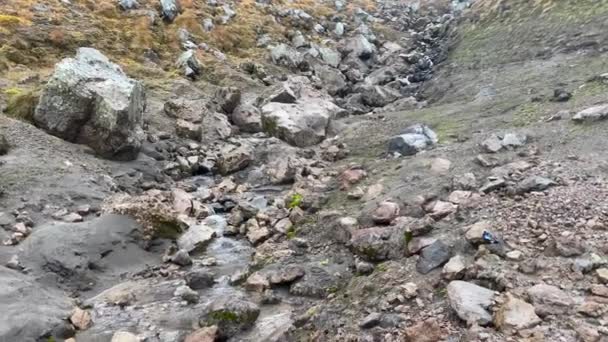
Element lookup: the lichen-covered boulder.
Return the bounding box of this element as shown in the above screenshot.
[34,48,145,160]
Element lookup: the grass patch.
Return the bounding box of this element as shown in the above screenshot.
[288,193,303,209]
[512,101,543,127]
[3,88,39,123]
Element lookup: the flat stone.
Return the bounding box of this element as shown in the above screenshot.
[416,240,451,274]
[245,272,270,292]
[527,284,574,316]
[178,224,216,253]
[111,331,139,342]
[596,268,608,283]
[372,201,400,224]
[359,312,382,329]
[443,255,466,280]
[447,281,495,326]
[572,104,608,123]
[494,293,541,334]
[430,158,451,175]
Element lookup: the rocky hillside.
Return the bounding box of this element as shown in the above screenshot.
[2,0,608,341]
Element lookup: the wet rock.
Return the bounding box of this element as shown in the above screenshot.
[184,326,218,342]
[171,249,192,266]
[245,272,270,292]
[572,104,608,123]
[516,176,555,193]
[200,297,260,338]
[217,143,254,175]
[527,284,573,316]
[186,270,215,289]
[160,0,180,22]
[232,104,262,133]
[18,214,147,288]
[388,124,438,156]
[34,48,145,160]
[447,281,495,326]
[0,266,72,341]
[176,50,201,79]
[443,255,466,280]
[416,240,451,274]
[178,224,216,253]
[175,285,200,304]
[372,201,400,224]
[359,312,382,329]
[246,219,270,245]
[494,293,541,334]
[268,265,306,285]
[103,192,186,241]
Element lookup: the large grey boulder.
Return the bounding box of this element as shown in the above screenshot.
[0,267,72,341]
[572,104,608,123]
[319,47,342,68]
[343,34,376,59]
[231,104,262,133]
[34,48,145,160]
[349,227,404,261]
[261,77,344,147]
[447,281,496,326]
[360,84,400,107]
[261,101,339,147]
[178,224,217,253]
[200,297,260,338]
[314,64,347,96]
[269,44,304,70]
[160,0,180,22]
[388,124,438,156]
